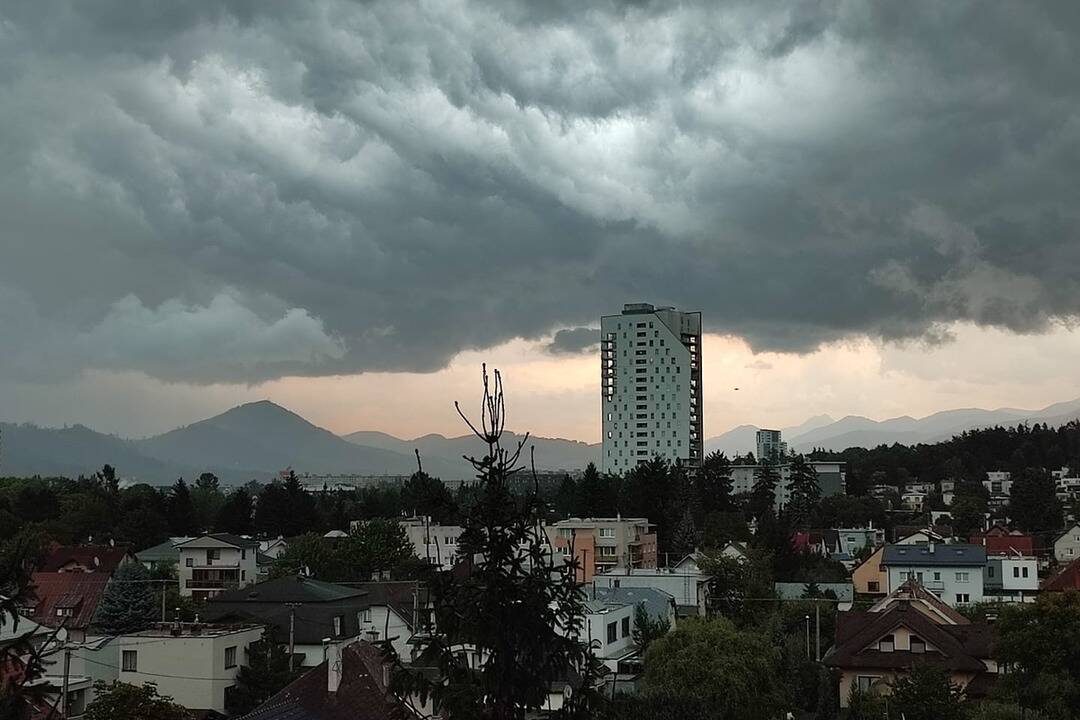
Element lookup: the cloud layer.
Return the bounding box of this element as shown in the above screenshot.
[2,1,1079,386]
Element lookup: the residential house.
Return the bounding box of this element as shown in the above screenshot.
[259,537,289,560]
[983,554,1039,603]
[580,595,636,672]
[1042,557,1080,592]
[824,580,996,708]
[1053,524,1080,564]
[714,542,749,564]
[880,544,987,606]
[0,616,94,717]
[236,640,413,720]
[893,529,948,545]
[546,517,656,581]
[135,537,194,572]
[205,576,421,665]
[592,563,708,615]
[588,586,677,631]
[24,543,136,643]
[969,526,1036,556]
[176,534,261,600]
[108,622,264,714]
[852,546,887,596]
[797,527,883,568]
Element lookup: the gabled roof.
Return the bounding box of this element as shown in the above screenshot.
[349,582,423,629]
[868,579,970,625]
[176,533,260,550]
[1054,524,1080,545]
[27,572,110,630]
[824,604,992,673]
[135,538,189,564]
[209,576,366,604]
[238,641,409,720]
[881,544,986,567]
[1042,557,1080,592]
[38,545,132,574]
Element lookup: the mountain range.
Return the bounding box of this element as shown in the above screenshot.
[4,397,1080,485]
[704,398,1080,456]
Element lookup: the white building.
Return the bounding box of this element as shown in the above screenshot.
[390,517,463,570]
[112,623,263,713]
[579,597,636,671]
[592,564,710,614]
[1054,524,1080,563]
[755,429,786,464]
[601,303,702,473]
[984,555,1039,603]
[730,460,847,510]
[176,534,260,600]
[880,544,987,606]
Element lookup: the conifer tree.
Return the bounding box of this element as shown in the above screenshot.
[166,478,197,536]
[749,461,781,522]
[94,562,158,634]
[786,455,821,530]
[391,367,605,719]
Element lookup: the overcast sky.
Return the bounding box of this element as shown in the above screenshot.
[2,1,1080,441]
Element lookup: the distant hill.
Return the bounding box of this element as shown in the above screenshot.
[342,429,600,478]
[134,401,461,481]
[785,398,1080,452]
[704,415,835,456]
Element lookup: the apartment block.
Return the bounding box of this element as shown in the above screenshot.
[547,517,656,581]
[601,303,702,473]
[729,460,846,510]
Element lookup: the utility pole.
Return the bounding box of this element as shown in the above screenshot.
[815,600,821,662]
[286,603,301,672]
[804,615,810,657]
[60,645,72,718]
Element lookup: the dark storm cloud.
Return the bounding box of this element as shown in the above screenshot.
[2,0,1080,385]
[546,327,600,356]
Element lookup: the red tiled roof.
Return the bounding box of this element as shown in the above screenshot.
[1043,558,1080,592]
[27,572,110,630]
[239,641,409,720]
[38,545,132,574]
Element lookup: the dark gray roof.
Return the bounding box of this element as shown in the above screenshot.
[587,586,675,623]
[210,576,366,604]
[881,544,986,566]
[176,533,260,549]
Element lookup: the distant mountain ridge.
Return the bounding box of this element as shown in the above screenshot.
[704,398,1080,455]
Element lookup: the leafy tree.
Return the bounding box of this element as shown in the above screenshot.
[59,491,113,542]
[166,479,197,536]
[226,635,298,715]
[698,549,774,626]
[255,473,319,537]
[272,519,415,581]
[194,472,219,492]
[947,494,987,537]
[95,464,120,498]
[401,468,457,523]
[749,462,780,521]
[701,510,751,547]
[84,681,190,720]
[643,617,787,720]
[94,562,159,634]
[392,367,604,719]
[1008,468,1063,534]
[786,455,821,529]
[995,591,1080,718]
[605,694,713,720]
[217,487,254,535]
[670,507,697,559]
[888,664,965,720]
[632,602,670,652]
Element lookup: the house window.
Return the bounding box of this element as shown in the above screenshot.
[1022,566,1029,578]
[956,593,970,604]
[867,581,880,593]
[622,617,630,638]
[559,528,573,539]
[225,646,237,669]
[122,650,138,672]
[333,616,343,637]
[857,675,880,693]
[55,607,73,618]
[878,635,894,652]
[599,546,617,557]
[606,622,617,644]
[358,609,372,624]
[956,572,969,583]
[933,572,941,581]
[988,566,995,578]
[208,549,221,560]
[241,549,246,560]
[185,558,193,567]
[1013,566,1020,578]
[910,635,925,654]
[599,528,615,539]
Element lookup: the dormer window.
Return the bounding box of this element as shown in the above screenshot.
[879,634,895,652]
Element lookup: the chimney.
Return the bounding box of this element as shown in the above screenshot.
[928,542,935,554]
[326,640,343,695]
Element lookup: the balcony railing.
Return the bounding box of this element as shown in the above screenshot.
[186,579,240,590]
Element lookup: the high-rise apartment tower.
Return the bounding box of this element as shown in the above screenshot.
[601,303,702,474]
